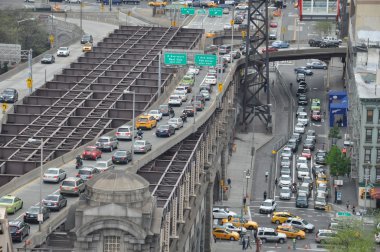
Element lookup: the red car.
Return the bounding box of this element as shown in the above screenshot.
[301,149,312,159]
[82,146,102,160]
[262,47,278,53]
[311,111,321,121]
[270,22,278,28]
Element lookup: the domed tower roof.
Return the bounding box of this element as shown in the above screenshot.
[85,170,151,207]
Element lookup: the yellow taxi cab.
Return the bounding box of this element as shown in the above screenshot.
[206,31,217,38]
[82,43,93,52]
[271,212,300,224]
[136,115,157,130]
[222,217,258,230]
[212,228,240,241]
[148,1,167,7]
[207,2,218,7]
[316,173,328,186]
[276,225,306,239]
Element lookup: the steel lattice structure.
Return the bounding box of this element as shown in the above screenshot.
[241,0,271,130]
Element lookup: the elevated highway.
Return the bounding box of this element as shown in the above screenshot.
[0,24,347,251]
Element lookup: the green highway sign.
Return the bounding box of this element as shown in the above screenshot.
[194,54,217,67]
[209,8,223,17]
[336,211,352,217]
[164,53,187,65]
[197,9,206,14]
[181,7,195,15]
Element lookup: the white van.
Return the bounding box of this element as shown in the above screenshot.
[94,159,114,172]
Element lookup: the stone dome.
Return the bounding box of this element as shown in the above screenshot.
[85,170,151,207]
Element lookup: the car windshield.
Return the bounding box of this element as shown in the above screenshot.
[303,149,311,153]
[45,169,58,174]
[0,198,12,204]
[62,181,75,187]
[149,110,159,114]
[9,226,18,232]
[114,151,127,157]
[159,125,169,129]
[298,196,307,200]
[28,207,39,213]
[302,220,309,225]
[206,76,216,80]
[281,176,291,181]
[138,118,148,122]
[59,47,68,51]
[170,96,179,99]
[3,89,14,95]
[183,76,192,81]
[317,152,325,157]
[305,139,313,144]
[79,170,91,175]
[299,167,309,172]
[96,162,107,167]
[45,195,58,201]
[135,141,144,146]
[262,201,272,207]
[85,147,95,152]
[98,138,108,143]
[316,197,326,202]
[44,54,52,58]
[118,127,130,132]
[281,188,291,193]
[168,119,177,123]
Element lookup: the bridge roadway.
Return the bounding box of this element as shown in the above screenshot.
[1,42,346,250]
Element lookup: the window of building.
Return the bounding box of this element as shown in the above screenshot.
[365,128,373,142]
[377,148,380,163]
[367,109,374,123]
[378,129,380,143]
[376,167,380,182]
[104,236,121,252]
[364,148,371,163]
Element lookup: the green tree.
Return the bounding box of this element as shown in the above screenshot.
[326,145,350,177]
[328,126,341,145]
[315,21,333,36]
[326,221,375,252]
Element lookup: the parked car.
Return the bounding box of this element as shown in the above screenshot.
[213,207,237,219]
[57,47,70,57]
[212,228,240,241]
[168,118,184,129]
[0,195,23,214]
[41,54,55,64]
[9,220,30,242]
[42,194,67,211]
[115,125,135,140]
[60,177,86,196]
[81,34,93,44]
[271,40,289,48]
[24,206,50,223]
[95,159,115,171]
[259,199,277,214]
[159,104,170,116]
[76,167,100,181]
[133,140,152,154]
[257,227,287,243]
[96,136,118,152]
[82,146,102,160]
[156,124,176,137]
[306,61,327,69]
[279,187,292,200]
[43,168,67,183]
[0,88,18,103]
[285,218,314,233]
[315,229,337,243]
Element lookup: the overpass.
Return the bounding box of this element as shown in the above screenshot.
[0,25,346,251]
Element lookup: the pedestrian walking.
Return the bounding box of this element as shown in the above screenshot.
[214,235,217,243]
[346,201,350,211]
[242,237,246,250]
[227,178,232,188]
[263,191,267,201]
[352,205,356,215]
[274,178,278,187]
[247,236,252,249]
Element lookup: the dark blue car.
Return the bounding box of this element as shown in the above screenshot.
[156,125,175,137]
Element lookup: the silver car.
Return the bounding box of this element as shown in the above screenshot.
[60,177,85,196]
[115,125,136,140]
[43,168,67,183]
[279,187,291,200]
[168,118,184,129]
[76,167,100,181]
[133,140,152,154]
[96,136,118,152]
[200,90,211,100]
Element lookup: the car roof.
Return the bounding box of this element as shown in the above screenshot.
[273,211,292,215]
[1,195,15,199]
[258,227,275,231]
[63,177,81,182]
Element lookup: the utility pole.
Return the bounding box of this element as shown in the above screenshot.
[158,52,162,97]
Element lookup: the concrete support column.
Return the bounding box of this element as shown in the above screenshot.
[171,197,178,238]
[204,184,214,252]
[184,173,190,209]
[164,212,170,252]
[200,142,205,172]
[205,135,210,163]
[178,185,184,223]
[190,161,196,196]
[195,151,201,184]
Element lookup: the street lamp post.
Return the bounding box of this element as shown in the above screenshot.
[364,163,370,212]
[28,138,43,232]
[230,8,235,63]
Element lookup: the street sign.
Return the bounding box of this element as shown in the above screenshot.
[209,8,223,17]
[1,103,8,113]
[37,213,43,222]
[194,54,217,67]
[26,78,33,89]
[197,9,206,14]
[271,150,277,155]
[181,7,195,15]
[164,53,187,65]
[336,211,352,217]
[218,83,223,93]
[241,30,247,39]
[230,19,234,25]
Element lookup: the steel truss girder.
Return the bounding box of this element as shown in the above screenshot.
[241,0,271,129]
